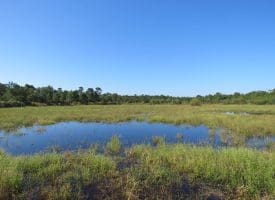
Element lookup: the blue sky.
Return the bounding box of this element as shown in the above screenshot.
[0,0,275,96]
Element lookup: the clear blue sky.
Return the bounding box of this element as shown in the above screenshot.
[0,0,275,96]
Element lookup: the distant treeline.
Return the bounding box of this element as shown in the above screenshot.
[0,82,275,107]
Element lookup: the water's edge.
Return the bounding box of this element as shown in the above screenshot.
[0,121,274,155]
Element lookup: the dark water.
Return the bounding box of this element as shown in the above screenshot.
[0,121,274,155]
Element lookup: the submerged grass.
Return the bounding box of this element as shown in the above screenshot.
[0,104,275,138]
[0,143,274,200]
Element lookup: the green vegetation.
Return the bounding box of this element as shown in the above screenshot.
[1,82,275,107]
[0,104,274,199]
[105,135,122,155]
[190,98,202,106]
[0,142,274,200]
[127,144,275,199]
[0,150,116,200]
[0,104,275,139]
[152,136,166,146]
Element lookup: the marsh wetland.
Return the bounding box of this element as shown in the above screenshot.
[0,105,274,199]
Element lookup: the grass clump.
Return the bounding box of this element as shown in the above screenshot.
[176,133,184,142]
[190,99,202,106]
[152,136,166,146]
[266,141,275,152]
[105,135,122,155]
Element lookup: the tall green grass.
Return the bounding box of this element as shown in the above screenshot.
[0,143,274,199]
[0,150,116,199]
[127,145,275,199]
[105,135,122,155]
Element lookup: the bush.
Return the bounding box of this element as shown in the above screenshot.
[190,99,202,106]
[0,100,24,108]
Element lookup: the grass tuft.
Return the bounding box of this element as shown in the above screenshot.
[105,135,122,155]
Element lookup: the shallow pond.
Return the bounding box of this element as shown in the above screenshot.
[0,121,274,155]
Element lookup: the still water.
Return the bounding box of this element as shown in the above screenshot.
[0,121,273,155]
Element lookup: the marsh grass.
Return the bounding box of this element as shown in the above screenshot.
[0,104,275,139]
[0,105,274,199]
[105,135,122,155]
[127,145,275,199]
[0,150,117,200]
[152,136,166,146]
[266,141,275,152]
[0,141,274,200]
[176,133,184,142]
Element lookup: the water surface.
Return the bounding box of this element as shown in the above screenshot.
[0,121,273,155]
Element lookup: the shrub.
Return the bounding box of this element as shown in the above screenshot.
[0,100,24,108]
[190,99,202,106]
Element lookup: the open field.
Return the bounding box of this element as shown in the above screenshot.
[1,104,275,138]
[0,142,274,200]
